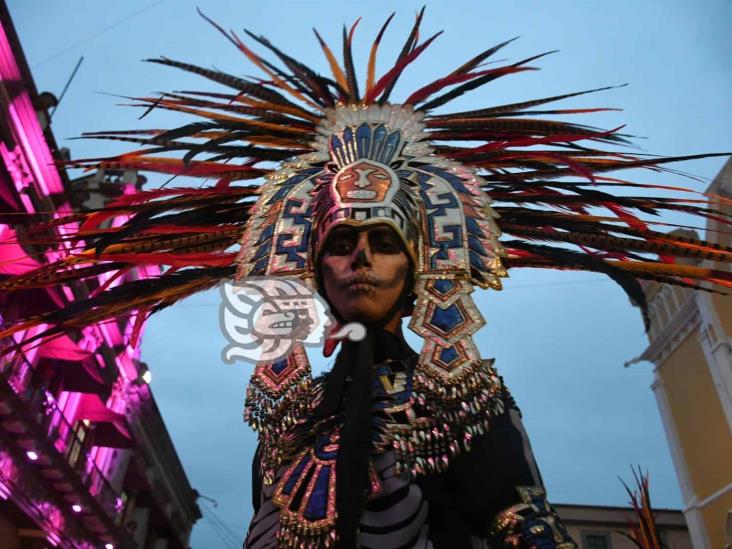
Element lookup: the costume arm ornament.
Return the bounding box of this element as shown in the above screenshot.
[489,487,577,549]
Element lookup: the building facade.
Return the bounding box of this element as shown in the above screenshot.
[555,503,692,549]
[630,158,732,549]
[0,3,200,548]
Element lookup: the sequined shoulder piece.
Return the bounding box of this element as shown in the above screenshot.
[390,358,506,478]
[244,344,313,485]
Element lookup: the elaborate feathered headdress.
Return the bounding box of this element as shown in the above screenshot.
[2,9,730,546]
[2,8,730,350]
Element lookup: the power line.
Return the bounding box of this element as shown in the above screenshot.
[32,0,164,69]
[49,56,84,119]
[202,518,238,549]
[200,500,241,549]
[202,516,238,548]
[507,278,611,290]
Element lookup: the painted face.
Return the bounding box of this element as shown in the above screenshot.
[333,160,396,202]
[320,224,410,326]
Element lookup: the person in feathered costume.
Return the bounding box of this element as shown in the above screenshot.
[1,8,731,548]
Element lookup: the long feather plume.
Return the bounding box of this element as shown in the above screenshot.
[366,13,395,96]
[1,9,729,351]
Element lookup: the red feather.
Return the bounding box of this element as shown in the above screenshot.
[406,66,534,105]
[363,31,443,103]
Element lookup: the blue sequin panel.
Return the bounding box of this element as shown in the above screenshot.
[416,170,464,269]
[303,466,331,521]
[356,123,370,159]
[439,346,460,365]
[282,453,311,496]
[266,169,320,205]
[270,358,289,375]
[432,279,456,295]
[429,303,465,333]
[314,432,338,461]
[419,164,472,195]
[329,124,402,165]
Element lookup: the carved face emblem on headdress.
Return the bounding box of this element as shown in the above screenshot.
[333,160,397,203]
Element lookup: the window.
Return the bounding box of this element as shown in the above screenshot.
[582,532,612,549]
[67,419,90,468]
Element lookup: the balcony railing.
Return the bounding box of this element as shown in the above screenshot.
[31,385,122,520]
[0,350,122,521]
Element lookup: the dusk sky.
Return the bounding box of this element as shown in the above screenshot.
[7,1,732,546]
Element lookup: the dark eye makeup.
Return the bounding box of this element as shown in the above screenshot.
[324,227,357,256]
[323,226,403,256]
[368,230,401,254]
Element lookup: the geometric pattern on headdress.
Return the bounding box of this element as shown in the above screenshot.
[6,9,730,360]
[236,158,322,278]
[308,105,431,266]
[329,124,401,166]
[313,104,431,166]
[236,104,507,399]
[413,161,506,289]
[409,274,484,374]
[236,104,507,293]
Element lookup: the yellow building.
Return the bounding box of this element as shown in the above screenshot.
[631,158,732,548]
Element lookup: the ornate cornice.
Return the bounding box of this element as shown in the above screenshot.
[639,295,700,366]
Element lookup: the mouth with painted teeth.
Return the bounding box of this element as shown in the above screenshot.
[270,320,295,328]
[345,280,378,297]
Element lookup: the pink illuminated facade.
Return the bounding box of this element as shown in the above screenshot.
[0,3,200,548]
